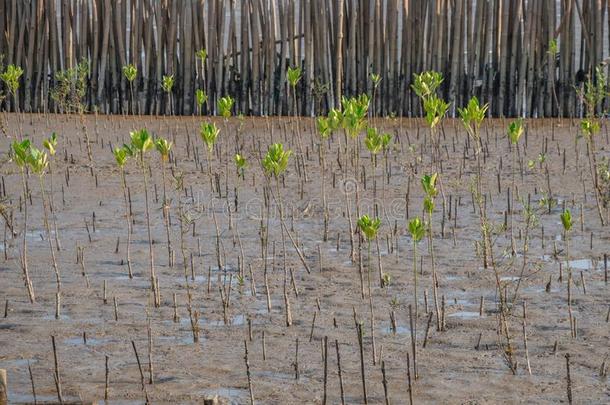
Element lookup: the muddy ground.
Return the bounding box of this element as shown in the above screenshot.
[0,113,608,404]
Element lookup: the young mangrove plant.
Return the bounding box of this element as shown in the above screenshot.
[155,138,174,267]
[234,153,247,180]
[507,119,524,255]
[317,108,342,240]
[459,96,490,267]
[122,64,138,114]
[200,121,220,182]
[0,64,23,113]
[577,65,608,225]
[560,209,575,338]
[43,132,61,251]
[113,145,134,278]
[287,66,302,116]
[357,214,381,291]
[130,129,159,307]
[28,145,62,317]
[195,89,208,116]
[262,143,311,274]
[51,59,92,161]
[11,139,35,302]
[218,95,235,119]
[408,217,426,318]
[162,74,175,115]
[421,173,442,329]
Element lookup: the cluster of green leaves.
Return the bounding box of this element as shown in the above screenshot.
[341,95,370,138]
[43,133,58,156]
[580,118,600,140]
[129,129,154,156]
[411,71,443,99]
[458,97,488,141]
[218,96,235,119]
[369,73,381,88]
[196,89,208,110]
[508,119,524,144]
[357,215,381,240]
[287,66,302,88]
[262,143,292,177]
[412,71,448,129]
[51,59,89,113]
[421,173,438,214]
[317,108,342,139]
[581,65,608,118]
[122,64,137,82]
[364,127,391,155]
[162,75,175,93]
[234,153,247,170]
[0,64,24,96]
[560,209,573,232]
[196,49,207,64]
[200,122,220,152]
[11,136,55,175]
[408,217,426,242]
[155,138,172,161]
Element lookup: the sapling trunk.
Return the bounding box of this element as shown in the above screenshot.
[140,153,158,307]
[160,158,173,267]
[19,167,35,303]
[38,175,61,311]
[119,167,133,278]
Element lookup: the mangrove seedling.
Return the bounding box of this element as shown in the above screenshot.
[162,74,175,115]
[421,173,442,329]
[11,139,35,302]
[357,215,382,288]
[0,64,23,113]
[155,137,174,267]
[408,217,426,318]
[43,132,62,251]
[560,209,575,337]
[28,145,61,316]
[235,153,247,179]
[218,96,235,119]
[113,145,134,278]
[122,64,138,114]
[50,59,92,161]
[195,89,208,116]
[200,122,220,179]
[130,129,159,306]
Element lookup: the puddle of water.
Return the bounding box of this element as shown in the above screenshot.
[500,276,520,282]
[178,313,247,327]
[448,311,481,319]
[566,259,596,270]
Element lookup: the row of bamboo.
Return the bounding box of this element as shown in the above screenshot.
[0,0,606,117]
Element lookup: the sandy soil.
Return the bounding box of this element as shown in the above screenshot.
[0,113,608,404]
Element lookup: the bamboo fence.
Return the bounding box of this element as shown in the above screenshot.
[0,0,607,117]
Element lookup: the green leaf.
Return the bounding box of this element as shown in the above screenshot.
[560,209,572,231]
[508,119,524,144]
[11,139,31,167]
[130,129,154,154]
[155,138,172,160]
[234,153,247,169]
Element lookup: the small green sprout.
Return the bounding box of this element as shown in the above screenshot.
[0,64,24,96]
